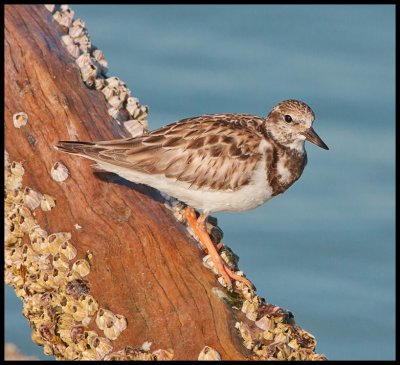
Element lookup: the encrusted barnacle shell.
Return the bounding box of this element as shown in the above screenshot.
[107,106,121,119]
[71,259,91,277]
[92,49,108,74]
[81,63,98,86]
[92,49,104,62]
[72,18,85,28]
[64,344,81,360]
[75,33,91,53]
[61,34,73,46]
[71,325,89,340]
[53,6,74,28]
[141,341,152,352]
[94,77,105,90]
[202,254,219,275]
[255,315,275,331]
[69,22,85,39]
[198,346,221,360]
[23,187,42,211]
[52,252,70,270]
[274,331,290,344]
[235,321,254,350]
[40,194,56,211]
[10,161,25,177]
[14,206,35,233]
[75,53,91,68]
[263,330,275,341]
[241,299,258,321]
[32,329,46,346]
[81,349,102,360]
[123,120,146,138]
[105,76,122,87]
[47,232,71,255]
[51,162,69,182]
[5,221,24,247]
[96,308,115,331]
[30,234,49,254]
[101,85,116,100]
[125,97,139,116]
[57,313,76,331]
[80,294,99,315]
[65,278,90,299]
[83,330,100,347]
[59,241,77,261]
[294,328,316,350]
[107,95,124,109]
[152,348,174,360]
[92,336,113,358]
[43,343,55,356]
[13,112,28,128]
[44,4,56,12]
[114,314,127,332]
[135,105,149,121]
[66,43,81,58]
[29,224,48,239]
[65,301,89,323]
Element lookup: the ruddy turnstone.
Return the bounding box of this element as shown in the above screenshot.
[56,99,328,289]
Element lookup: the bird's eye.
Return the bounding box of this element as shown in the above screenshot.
[284,115,293,123]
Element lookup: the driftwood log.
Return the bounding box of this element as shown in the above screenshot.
[4,4,327,360]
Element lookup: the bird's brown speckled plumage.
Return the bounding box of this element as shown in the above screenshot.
[56,100,328,212]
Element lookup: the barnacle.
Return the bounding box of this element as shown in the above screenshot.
[152,348,174,360]
[198,346,221,360]
[40,194,56,212]
[23,187,42,211]
[123,120,146,138]
[51,162,69,182]
[13,112,28,128]
[96,309,126,341]
[44,4,56,13]
[52,253,70,270]
[235,321,255,350]
[94,77,105,90]
[241,299,259,321]
[255,315,275,331]
[59,241,77,261]
[92,336,113,358]
[10,161,25,177]
[95,308,115,331]
[71,259,90,277]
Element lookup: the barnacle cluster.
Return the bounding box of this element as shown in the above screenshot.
[235,300,327,360]
[4,152,132,360]
[104,342,174,361]
[45,4,149,139]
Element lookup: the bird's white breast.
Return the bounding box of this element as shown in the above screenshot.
[95,139,274,213]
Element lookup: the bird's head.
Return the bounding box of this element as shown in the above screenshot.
[266,99,329,151]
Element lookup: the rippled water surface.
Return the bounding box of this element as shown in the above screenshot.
[5,5,395,360]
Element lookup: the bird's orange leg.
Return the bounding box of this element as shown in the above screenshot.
[185,207,254,290]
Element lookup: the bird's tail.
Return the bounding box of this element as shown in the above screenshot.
[55,140,96,155]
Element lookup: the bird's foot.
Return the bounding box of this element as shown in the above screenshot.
[185,207,255,290]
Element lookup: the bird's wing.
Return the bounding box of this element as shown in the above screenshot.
[57,114,266,191]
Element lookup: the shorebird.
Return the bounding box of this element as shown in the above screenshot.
[56,99,328,290]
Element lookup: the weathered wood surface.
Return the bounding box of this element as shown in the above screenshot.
[5,4,250,360]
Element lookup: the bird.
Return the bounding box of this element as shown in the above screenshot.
[56,99,328,290]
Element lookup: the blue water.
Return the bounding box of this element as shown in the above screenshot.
[5,5,395,360]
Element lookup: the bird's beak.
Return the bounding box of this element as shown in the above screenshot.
[302,127,329,150]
